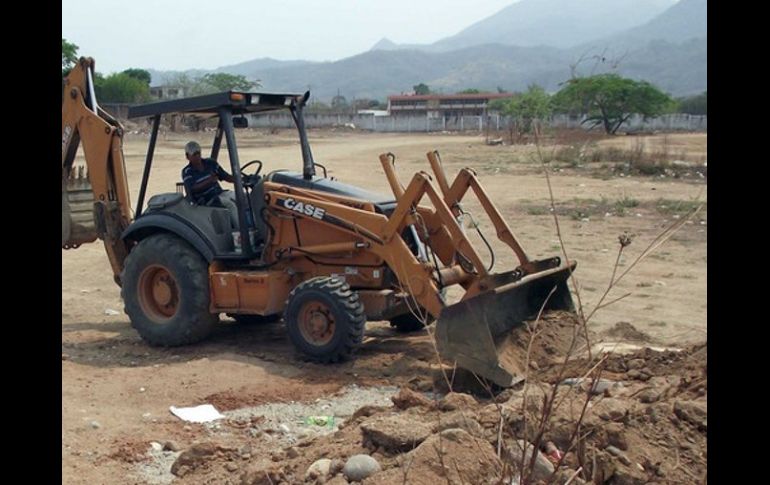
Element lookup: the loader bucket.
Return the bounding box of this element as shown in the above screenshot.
[436,262,576,387]
[62,167,98,248]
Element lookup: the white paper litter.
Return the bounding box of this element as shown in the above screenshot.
[169,404,225,423]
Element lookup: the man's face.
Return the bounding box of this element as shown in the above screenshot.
[187,150,202,164]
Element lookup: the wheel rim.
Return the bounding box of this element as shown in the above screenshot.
[297,301,336,346]
[137,264,180,322]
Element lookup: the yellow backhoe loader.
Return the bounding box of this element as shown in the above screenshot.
[62,58,576,387]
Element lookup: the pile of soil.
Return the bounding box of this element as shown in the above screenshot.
[109,313,705,484]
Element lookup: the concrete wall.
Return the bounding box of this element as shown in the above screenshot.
[246,112,707,133]
[106,104,706,134]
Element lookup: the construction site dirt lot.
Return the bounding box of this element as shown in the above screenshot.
[62,130,707,484]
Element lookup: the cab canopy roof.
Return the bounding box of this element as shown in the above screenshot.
[127,91,305,119]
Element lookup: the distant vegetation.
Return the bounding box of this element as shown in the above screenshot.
[676,91,706,115]
[551,74,674,134]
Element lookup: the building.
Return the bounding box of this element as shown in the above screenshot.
[387,92,513,118]
[149,85,189,100]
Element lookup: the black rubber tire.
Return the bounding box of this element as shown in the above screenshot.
[284,277,365,363]
[121,233,218,346]
[227,313,281,325]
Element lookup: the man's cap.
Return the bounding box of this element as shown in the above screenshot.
[185,141,201,155]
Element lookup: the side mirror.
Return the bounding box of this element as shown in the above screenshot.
[233,116,249,129]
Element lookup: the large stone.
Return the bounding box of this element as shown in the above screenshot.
[305,458,332,481]
[239,466,287,485]
[432,411,484,438]
[438,392,478,411]
[171,442,219,476]
[673,400,707,430]
[591,398,630,422]
[360,414,432,452]
[367,429,501,485]
[392,387,434,410]
[505,439,555,483]
[343,454,381,481]
[326,475,349,485]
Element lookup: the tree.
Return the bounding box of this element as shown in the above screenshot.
[552,74,674,134]
[200,73,260,92]
[95,72,150,103]
[458,88,481,94]
[490,85,551,140]
[413,83,430,95]
[62,38,79,77]
[122,68,151,85]
[677,91,706,115]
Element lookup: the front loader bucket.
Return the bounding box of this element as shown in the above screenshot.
[436,262,576,387]
[62,166,98,248]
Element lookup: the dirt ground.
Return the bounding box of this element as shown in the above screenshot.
[62,129,706,484]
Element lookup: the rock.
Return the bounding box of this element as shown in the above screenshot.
[553,468,587,485]
[343,454,381,481]
[270,450,285,462]
[360,414,432,452]
[163,440,181,452]
[285,446,300,459]
[348,405,389,424]
[505,439,554,482]
[674,400,707,430]
[373,429,501,484]
[149,441,163,452]
[611,467,648,485]
[391,387,434,410]
[171,442,219,476]
[329,459,345,476]
[326,475,349,485]
[305,458,332,481]
[225,462,239,472]
[592,398,629,422]
[240,466,287,485]
[591,379,621,395]
[62,353,70,361]
[638,389,660,403]
[626,369,643,380]
[605,424,628,451]
[432,411,484,438]
[605,445,632,466]
[89,421,101,429]
[438,392,478,411]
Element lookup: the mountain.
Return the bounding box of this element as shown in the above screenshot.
[147,58,316,86]
[147,0,706,99]
[604,0,706,45]
[569,0,706,96]
[371,0,676,52]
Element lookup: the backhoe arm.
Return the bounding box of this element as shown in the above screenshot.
[62,57,132,281]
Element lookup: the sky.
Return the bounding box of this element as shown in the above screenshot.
[62,0,517,74]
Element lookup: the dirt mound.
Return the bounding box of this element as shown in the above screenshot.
[153,342,705,484]
[604,321,653,342]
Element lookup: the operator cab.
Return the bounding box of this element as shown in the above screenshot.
[126,91,320,263]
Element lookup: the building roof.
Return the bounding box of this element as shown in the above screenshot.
[388,93,513,102]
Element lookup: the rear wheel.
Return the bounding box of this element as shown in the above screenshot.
[284,277,365,363]
[121,233,218,346]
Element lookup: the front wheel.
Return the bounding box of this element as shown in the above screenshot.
[284,277,365,363]
[121,233,218,346]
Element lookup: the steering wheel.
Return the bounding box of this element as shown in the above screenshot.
[240,159,263,177]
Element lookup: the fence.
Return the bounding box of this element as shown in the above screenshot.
[245,112,707,133]
[102,103,706,133]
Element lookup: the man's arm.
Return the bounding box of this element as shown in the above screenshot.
[213,161,236,183]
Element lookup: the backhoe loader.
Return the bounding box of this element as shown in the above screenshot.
[62,57,576,387]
